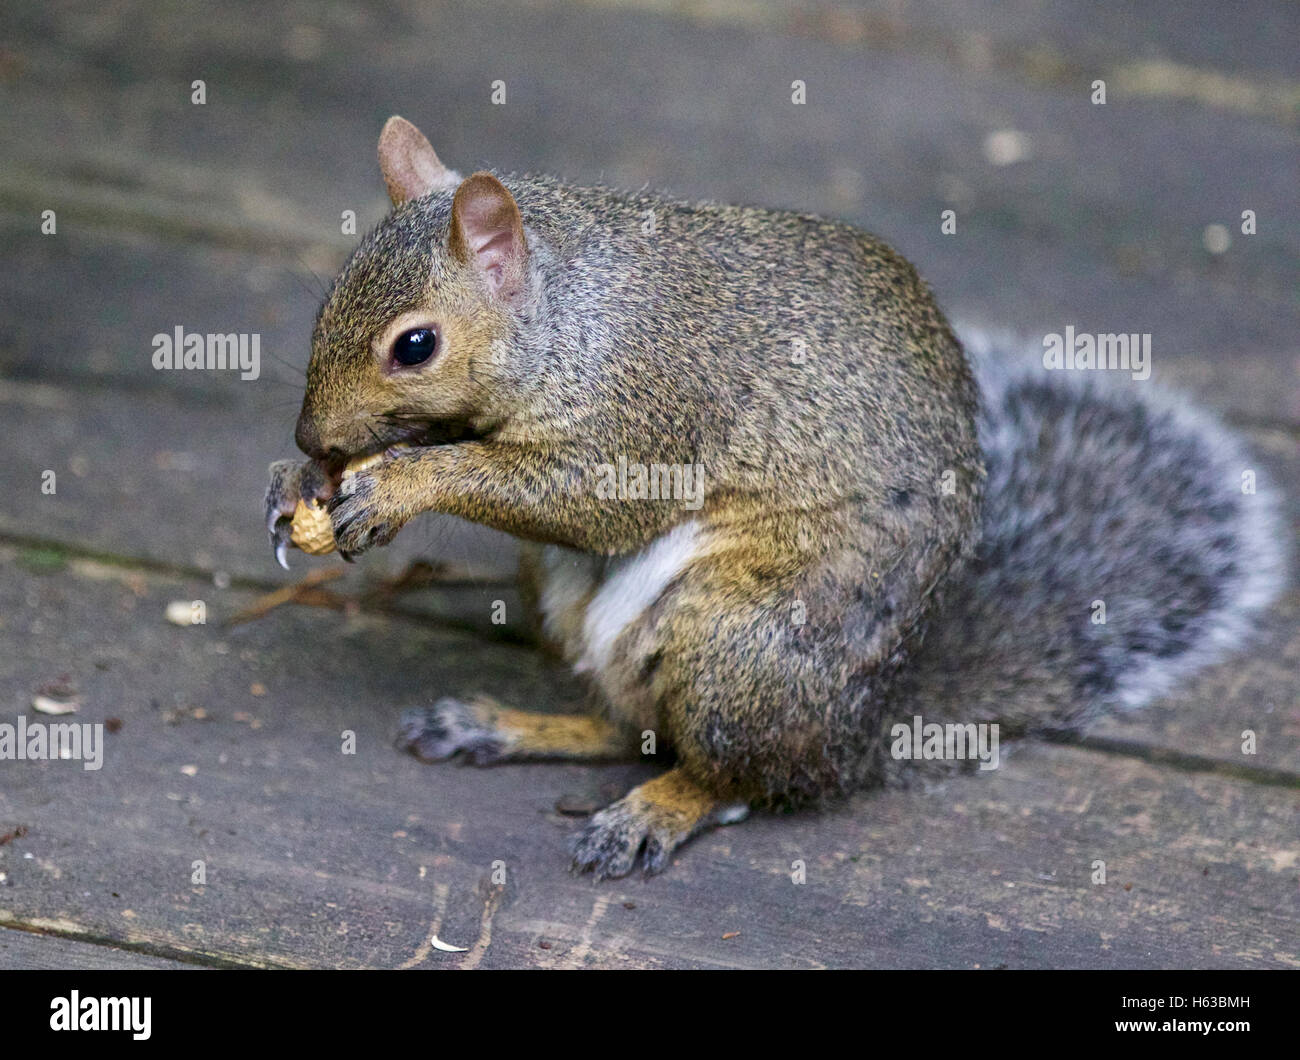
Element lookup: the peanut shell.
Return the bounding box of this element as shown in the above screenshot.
[288,451,392,556]
[290,498,336,555]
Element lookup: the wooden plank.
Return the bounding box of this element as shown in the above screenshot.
[573,0,1300,85]
[0,927,199,970]
[0,213,337,394]
[0,554,1295,968]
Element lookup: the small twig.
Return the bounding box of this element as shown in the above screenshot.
[361,559,450,603]
[225,568,346,626]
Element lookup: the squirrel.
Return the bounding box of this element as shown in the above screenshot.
[266,115,1286,880]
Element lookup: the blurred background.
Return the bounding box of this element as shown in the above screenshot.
[0,1,1296,969]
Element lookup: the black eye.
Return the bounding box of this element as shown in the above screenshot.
[392,327,438,366]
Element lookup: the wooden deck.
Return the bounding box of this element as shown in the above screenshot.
[0,0,1296,968]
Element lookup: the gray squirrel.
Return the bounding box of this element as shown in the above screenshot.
[265,116,1286,879]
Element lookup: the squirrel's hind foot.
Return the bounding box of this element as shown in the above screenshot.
[570,769,749,880]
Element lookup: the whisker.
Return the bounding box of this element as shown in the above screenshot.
[291,252,331,300]
[265,352,306,379]
[282,267,325,306]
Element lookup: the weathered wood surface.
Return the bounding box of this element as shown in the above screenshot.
[0,0,1296,968]
[0,927,198,971]
[1,552,1296,969]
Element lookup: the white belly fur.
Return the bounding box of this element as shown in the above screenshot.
[538,520,703,676]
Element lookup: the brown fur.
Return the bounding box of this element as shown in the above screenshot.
[462,696,633,761]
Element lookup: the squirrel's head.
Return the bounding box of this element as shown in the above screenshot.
[295,116,532,468]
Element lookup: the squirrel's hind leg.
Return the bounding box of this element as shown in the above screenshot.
[397,695,637,765]
[570,768,750,880]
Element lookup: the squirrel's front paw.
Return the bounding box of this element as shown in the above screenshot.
[327,466,409,558]
[266,458,328,569]
[397,697,509,764]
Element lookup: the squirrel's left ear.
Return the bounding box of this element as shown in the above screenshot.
[378,116,461,206]
[448,172,529,302]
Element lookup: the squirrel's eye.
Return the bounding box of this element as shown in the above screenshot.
[391,327,438,367]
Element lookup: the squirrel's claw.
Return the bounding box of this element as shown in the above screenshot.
[266,458,311,570]
[269,515,294,570]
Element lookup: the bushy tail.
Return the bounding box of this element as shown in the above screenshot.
[891,329,1287,736]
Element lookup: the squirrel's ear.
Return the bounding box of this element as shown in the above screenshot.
[378,116,461,206]
[448,172,528,301]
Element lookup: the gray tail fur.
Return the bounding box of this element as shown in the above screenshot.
[890,327,1288,736]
